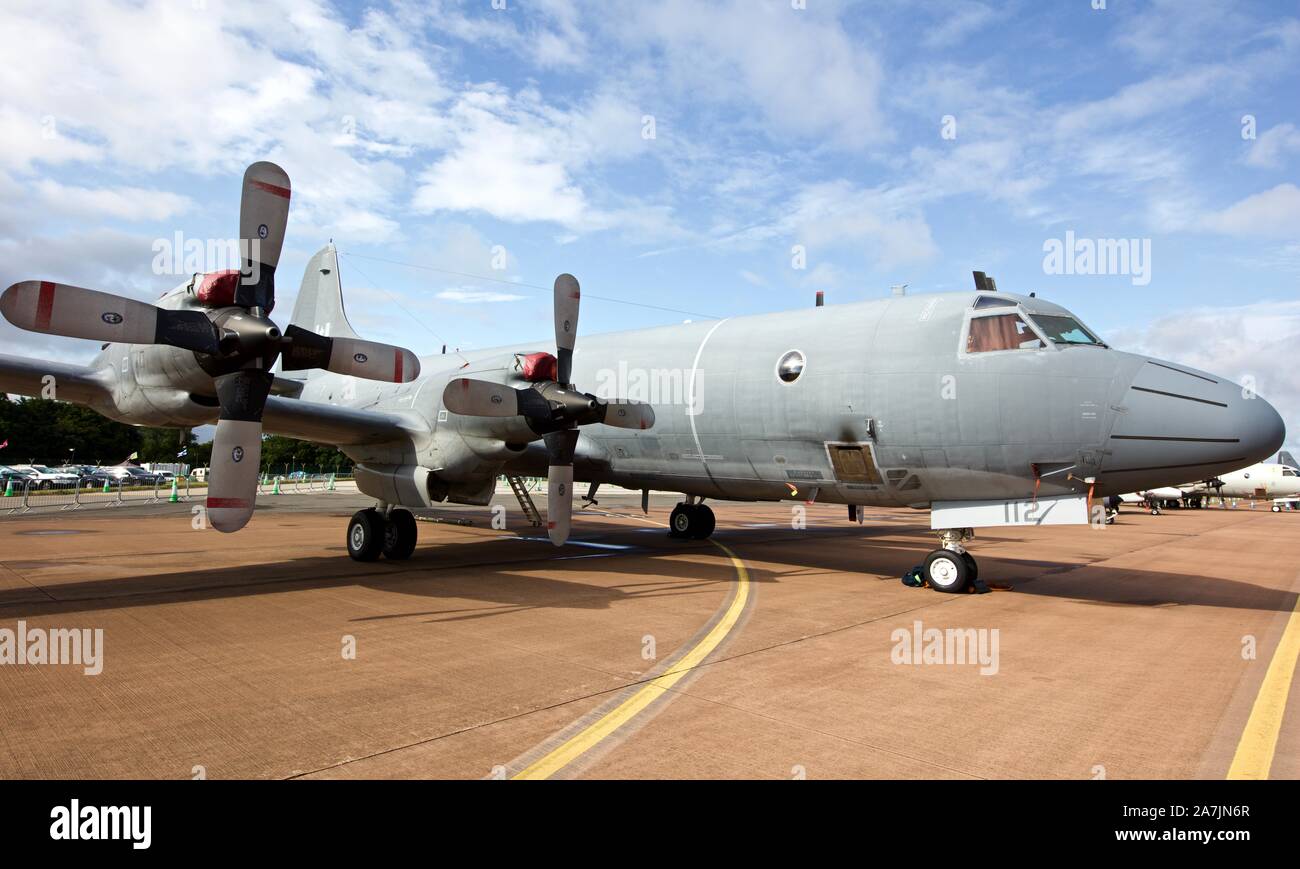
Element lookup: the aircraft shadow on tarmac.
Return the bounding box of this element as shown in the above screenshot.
[0,517,1293,619]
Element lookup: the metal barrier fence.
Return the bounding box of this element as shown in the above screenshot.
[2,474,355,515]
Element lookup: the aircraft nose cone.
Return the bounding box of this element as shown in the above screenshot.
[1103,357,1286,491]
[1239,389,1286,462]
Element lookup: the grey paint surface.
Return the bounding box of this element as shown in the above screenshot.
[0,247,1286,524]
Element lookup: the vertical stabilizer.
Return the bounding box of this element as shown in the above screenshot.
[291,244,361,340]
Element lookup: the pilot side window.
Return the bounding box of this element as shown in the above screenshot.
[966,314,1045,353]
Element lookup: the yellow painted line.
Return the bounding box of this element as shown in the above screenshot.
[1227,593,1300,779]
[512,540,750,779]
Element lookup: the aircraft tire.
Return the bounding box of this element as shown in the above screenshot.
[669,503,695,538]
[690,505,716,539]
[1273,504,1282,513]
[382,509,418,560]
[924,549,970,593]
[347,508,384,562]
[960,551,978,582]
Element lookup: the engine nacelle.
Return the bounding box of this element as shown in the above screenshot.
[354,464,441,508]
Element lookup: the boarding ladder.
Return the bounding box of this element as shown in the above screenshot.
[506,475,544,527]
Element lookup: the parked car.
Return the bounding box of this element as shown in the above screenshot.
[98,465,163,487]
[1,465,31,489]
[11,464,80,488]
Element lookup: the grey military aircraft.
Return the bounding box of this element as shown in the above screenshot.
[0,163,1286,592]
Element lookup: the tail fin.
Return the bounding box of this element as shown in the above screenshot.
[1280,450,1297,468]
[283,245,361,379]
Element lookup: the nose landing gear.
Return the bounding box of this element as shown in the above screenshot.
[348,505,419,562]
[922,528,983,593]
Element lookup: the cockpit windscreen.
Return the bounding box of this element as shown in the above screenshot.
[1028,314,1104,346]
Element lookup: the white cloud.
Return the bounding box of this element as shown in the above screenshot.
[411,88,589,226]
[31,180,193,222]
[617,0,887,148]
[1245,123,1300,169]
[1201,184,1300,238]
[922,1,998,48]
[437,289,527,304]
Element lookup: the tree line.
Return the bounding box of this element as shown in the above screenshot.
[0,396,353,474]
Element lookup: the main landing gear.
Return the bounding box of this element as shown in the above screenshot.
[669,500,716,540]
[922,528,980,594]
[347,506,418,562]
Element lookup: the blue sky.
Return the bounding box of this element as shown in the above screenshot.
[1,0,1297,447]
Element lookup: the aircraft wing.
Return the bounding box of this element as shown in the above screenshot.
[0,352,112,404]
[261,395,424,446]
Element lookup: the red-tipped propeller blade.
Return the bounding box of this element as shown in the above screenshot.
[0,280,220,354]
[205,369,273,533]
[280,325,420,383]
[237,162,291,311]
[544,428,579,546]
[441,378,520,417]
[598,400,655,430]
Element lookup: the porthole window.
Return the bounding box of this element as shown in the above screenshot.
[776,349,805,384]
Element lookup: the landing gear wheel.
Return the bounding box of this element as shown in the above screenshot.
[347,508,384,562]
[924,549,970,594]
[690,504,716,539]
[669,503,695,538]
[1273,504,1282,513]
[381,509,418,560]
[960,551,978,583]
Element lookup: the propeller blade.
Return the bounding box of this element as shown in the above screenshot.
[598,400,655,430]
[553,273,580,385]
[442,378,520,417]
[237,161,291,311]
[1,280,219,354]
[544,429,579,546]
[206,370,273,533]
[280,325,420,383]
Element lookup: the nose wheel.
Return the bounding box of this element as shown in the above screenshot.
[922,528,982,593]
[348,507,419,561]
[669,502,716,539]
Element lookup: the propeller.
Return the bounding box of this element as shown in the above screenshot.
[441,274,655,546]
[1,161,421,533]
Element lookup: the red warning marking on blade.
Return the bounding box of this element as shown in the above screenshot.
[35,282,56,330]
[249,180,291,199]
[547,521,556,529]
[394,349,404,382]
[206,497,251,509]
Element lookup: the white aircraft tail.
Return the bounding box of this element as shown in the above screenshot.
[283,244,361,378]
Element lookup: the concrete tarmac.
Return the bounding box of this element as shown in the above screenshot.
[0,493,1296,779]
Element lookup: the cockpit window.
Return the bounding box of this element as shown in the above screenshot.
[1029,314,1104,346]
[1284,469,1297,476]
[966,314,1045,353]
[973,295,1015,309]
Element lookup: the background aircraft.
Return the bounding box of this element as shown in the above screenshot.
[0,164,1286,593]
[1183,459,1300,508]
